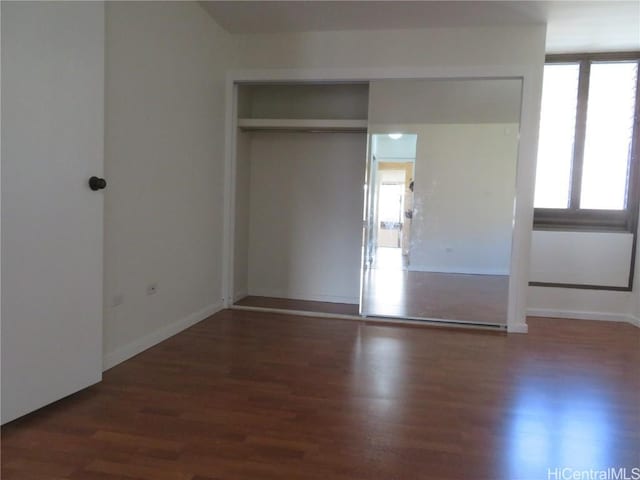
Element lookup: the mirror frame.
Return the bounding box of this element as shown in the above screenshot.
[361,78,523,326]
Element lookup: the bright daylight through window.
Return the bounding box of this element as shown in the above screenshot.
[534,54,640,230]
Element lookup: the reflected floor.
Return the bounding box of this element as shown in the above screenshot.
[363,247,509,324]
[236,247,508,324]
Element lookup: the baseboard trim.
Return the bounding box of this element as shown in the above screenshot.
[527,308,639,328]
[507,322,528,334]
[103,302,223,371]
[626,315,640,328]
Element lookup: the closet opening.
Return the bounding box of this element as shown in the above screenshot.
[231,82,369,318]
[229,77,520,330]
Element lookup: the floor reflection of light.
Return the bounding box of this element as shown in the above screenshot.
[350,334,407,408]
[506,380,613,478]
[348,332,408,454]
[365,336,406,399]
[558,396,611,468]
[509,388,553,472]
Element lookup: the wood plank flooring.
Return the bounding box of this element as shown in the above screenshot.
[234,296,360,316]
[235,269,508,325]
[2,310,639,480]
[362,269,509,324]
[360,247,509,324]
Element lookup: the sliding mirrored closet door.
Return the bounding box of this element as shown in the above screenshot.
[361,78,523,326]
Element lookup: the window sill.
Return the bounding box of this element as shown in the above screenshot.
[532,224,632,233]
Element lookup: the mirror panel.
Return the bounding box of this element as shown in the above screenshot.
[361,78,522,326]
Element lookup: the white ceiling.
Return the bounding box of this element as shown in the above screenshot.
[201,1,640,53]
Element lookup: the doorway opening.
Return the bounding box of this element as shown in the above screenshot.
[361,134,417,315]
[373,164,414,272]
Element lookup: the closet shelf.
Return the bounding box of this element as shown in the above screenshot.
[237,118,368,132]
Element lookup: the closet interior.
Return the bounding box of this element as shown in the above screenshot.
[232,83,370,315]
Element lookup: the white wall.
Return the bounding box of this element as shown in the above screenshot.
[527,286,634,322]
[397,123,518,275]
[245,131,366,304]
[530,231,633,287]
[527,226,640,326]
[368,78,522,125]
[230,25,546,331]
[103,2,231,367]
[368,78,520,276]
[231,26,545,71]
[238,83,369,120]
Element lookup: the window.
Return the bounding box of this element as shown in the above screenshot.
[534,53,640,230]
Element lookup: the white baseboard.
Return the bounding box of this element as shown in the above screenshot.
[626,315,640,328]
[507,322,528,334]
[103,302,223,371]
[247,288,359,305]
[527,308,639,328]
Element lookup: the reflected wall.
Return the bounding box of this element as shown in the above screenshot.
[361,78,522,325]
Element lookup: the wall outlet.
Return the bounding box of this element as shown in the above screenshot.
[112,293,124,307]
[147,283,158,295]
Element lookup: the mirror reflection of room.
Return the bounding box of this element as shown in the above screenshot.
[362,78,522,325]
[366,134,417,271]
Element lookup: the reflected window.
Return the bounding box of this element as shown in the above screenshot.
[533,54,640,230]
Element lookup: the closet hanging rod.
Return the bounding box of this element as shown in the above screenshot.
[237,118,368,132]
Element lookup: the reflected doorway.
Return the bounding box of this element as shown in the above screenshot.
[362,133,419,317]
[365,134,417,272]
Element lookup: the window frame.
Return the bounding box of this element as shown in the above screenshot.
[534,52,640,233]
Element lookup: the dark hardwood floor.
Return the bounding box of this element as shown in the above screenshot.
[234,296,360,316]
[2,310,639,480]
